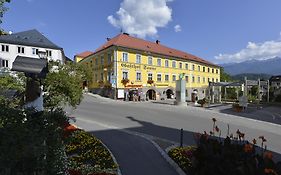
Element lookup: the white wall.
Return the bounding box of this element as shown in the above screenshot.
[0,43,64,69]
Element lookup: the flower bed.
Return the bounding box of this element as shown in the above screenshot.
[168,118,281,175]
[64,125,118,175]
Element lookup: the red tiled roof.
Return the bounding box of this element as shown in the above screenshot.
[95,33,218,67]
[75,51,94,58]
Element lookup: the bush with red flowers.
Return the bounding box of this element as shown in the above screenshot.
[168,118,281,175]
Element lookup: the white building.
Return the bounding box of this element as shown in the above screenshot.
[0,29,65,69]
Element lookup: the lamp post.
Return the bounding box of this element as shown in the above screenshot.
[25,49,47,111]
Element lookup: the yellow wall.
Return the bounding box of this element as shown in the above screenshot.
[81,47,220,90]
[75,56,84,63]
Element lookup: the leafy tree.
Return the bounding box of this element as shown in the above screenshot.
[0,0,10,25]
[220,67,232,82]
[44,61,92,109]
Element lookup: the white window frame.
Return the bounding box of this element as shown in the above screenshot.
[148,56,153,65]
[185,63,188,70]
[185,75,189,82]
[122,52,128,62]
[172,61,176,68]
[165,60,169,67]
[157,73,162,82]
[198,76,200,83]
[148,73,153,80]
[179,62,182,69]
[157,58,161,66]
[136,54,141,64]
[172,74,176,81]
[165,74,169,82]
[122,71,128,79]
[136,72,141,81]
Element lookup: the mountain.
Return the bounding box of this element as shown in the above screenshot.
[221,57,281,75]
[231,73,272,81]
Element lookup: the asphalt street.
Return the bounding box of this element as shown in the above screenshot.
[71,94,281,174]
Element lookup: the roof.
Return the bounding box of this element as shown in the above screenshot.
[0,29,62,50]
[94,33,218,67]
[270,75,281,82]
[11,56,48,78]
[75,51,94,58]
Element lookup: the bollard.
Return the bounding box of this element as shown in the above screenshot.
[180,128,183,147]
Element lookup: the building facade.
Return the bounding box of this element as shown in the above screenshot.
[74,51,94,63]
[80,33,220,101]
[0,29,65,70]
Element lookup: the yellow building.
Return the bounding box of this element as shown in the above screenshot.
[74,51,94,63]
[80,33,220,101]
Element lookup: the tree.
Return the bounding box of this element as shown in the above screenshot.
[43,61,92,109]
[220,67,232,82]
[0,0,10,25]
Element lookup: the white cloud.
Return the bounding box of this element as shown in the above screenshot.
[108,0,173,38]
[215,37,281,63]
[174,24,181,32]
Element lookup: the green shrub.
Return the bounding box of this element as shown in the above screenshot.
[0,102,68,175]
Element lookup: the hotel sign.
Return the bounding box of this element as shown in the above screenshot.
[121,63,156,70]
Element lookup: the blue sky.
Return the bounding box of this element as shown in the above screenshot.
[1,0,281,63]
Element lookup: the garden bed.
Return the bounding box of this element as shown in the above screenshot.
[64,124,118,175]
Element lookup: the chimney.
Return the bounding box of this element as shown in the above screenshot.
[156,40,160,44]
[106,37,111,41]
[8,31,13,35]
[123,32,130,36]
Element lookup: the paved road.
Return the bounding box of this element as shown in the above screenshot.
[71,94,281,174]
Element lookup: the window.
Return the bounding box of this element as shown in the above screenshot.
[95,58,98,65]
[122,71,128,79]
[0,59,8,67]
[172,75,176,81]
[157,58,161,66]
[108,53,111,64]
[148,56,153,65]
[203,77,206,83]
[212,78,214,82]
[216,69,219,74]
[148,73,153,80]
[17,46,25,54]
[136,72,141,81]
[32,48,38,55]
[203,67,205,72]
[185,63,188,70]
[95,74,98,81]
[165,60,169,67]
[208,68,210,72]
[208,78,210,82]
[122,52,128,62]
[212,68,214,73]
[185,75,189,82]
[179,62,182,69]
[165,74,169,81]
[100,73,104,81]
[136,54,141,64]
[46,50,52,57]
[192,64,195,70]
[216,79,218,82]
[157,74,162,82]
[198,76,200,83]
[1,45,9,52]
[172,61,176,68]
[198,65,200,71]
[192,76,195,83]
[101,56,104,65]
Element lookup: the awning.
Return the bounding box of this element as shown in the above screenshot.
[11,56,48,78]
